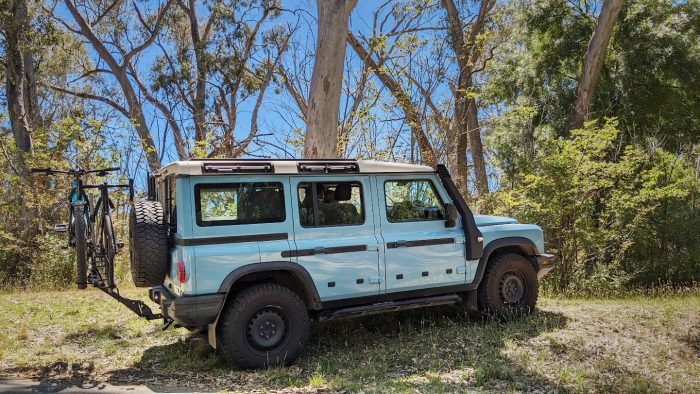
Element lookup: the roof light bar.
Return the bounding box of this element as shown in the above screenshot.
[297,161,359,173]
[201,161,274,174]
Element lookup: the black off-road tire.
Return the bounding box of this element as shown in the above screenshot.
[217,284,310,369]
[129,201,169,287]
[74,204,88,290]
[100,214,116,288]
[477,253,538,315]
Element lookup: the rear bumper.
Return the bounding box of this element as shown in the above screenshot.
[536,254,555,279]
[149,286,225,327]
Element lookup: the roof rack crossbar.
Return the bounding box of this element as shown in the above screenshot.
[297,161,359,174]
[201,161,274,174]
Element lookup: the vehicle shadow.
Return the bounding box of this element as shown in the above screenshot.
[103,307,573,392]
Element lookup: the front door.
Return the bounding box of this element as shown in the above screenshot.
[376,175,467,293]
[289,176,381,301]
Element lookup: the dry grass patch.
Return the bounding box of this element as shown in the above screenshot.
[0,288,698,393]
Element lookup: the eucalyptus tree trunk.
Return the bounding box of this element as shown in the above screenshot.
[304,0,357,159]
[184,0,207,143]
[4,0,35,163]
[442,0,494,197]
[568,0,624,131]
[3,0,39,273]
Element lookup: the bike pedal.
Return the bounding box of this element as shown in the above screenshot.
[116,240,125,249]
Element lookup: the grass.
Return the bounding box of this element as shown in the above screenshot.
[0,288,698,393]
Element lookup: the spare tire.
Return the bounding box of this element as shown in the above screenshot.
[129,200,169,287]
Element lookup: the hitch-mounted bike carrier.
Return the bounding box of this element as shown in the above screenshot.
[88,275,165,321]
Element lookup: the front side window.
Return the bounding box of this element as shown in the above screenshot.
[297,182,364,227]
[384,179,445,222]
[196,182,285,226]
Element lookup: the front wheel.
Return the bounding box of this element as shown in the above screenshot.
[217,284,310,369]
[477,253,538,315]
[73,204,88,289]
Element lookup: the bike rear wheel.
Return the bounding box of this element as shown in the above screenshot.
[98,213,116,288]
[73,205,89,289]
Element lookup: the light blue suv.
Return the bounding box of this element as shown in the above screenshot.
[128,159,554,368]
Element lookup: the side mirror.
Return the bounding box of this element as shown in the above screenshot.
[445,203,458,228]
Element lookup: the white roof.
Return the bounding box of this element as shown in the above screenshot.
[157,159,434,177]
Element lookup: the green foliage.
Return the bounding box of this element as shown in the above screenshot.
[484,0,700,144]
[485,119,700,293]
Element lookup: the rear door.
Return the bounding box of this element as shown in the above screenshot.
[289,176,381,301]
[188,175,293,294]
[376,175,467,293]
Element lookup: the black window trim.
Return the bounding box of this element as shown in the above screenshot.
[383,178,447,223]
[194,182,286,227]
[297,180,366,228]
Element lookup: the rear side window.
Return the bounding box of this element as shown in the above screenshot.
[195,182,285,227]
[384,179,445,222]
[297,182,364,227]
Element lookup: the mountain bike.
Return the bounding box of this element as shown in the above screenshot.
[31,167,133,289]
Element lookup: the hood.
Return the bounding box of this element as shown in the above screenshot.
[474,214,519,227]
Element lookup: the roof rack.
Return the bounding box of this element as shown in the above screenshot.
[297,161,359,173]
[201,161,274,174]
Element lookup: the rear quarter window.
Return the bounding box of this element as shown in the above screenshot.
[195,182,285,227]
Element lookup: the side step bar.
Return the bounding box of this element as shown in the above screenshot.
[323,294,462,321]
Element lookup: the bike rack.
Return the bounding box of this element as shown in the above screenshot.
[92,282,163,321]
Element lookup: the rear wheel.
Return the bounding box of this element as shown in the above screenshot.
[98,214,116,288]
[217,284,310,369]
[477,253,538,315]
[73,205,88,290]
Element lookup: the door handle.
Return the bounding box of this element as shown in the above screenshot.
[395,240,407,248]
[313,247,326,255]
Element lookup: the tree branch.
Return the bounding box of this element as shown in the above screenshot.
[49,84,129,116]
[124,0,174,64]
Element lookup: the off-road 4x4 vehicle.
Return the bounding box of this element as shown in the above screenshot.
[129,159,554,368]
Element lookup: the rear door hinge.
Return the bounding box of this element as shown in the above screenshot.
[369,275,382,284]
[367,244,379,251]
[457,266,467,274]
[455,236,466,244]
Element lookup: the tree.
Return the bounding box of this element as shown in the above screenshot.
[347,32,438,167]
[567,0,624,131]
[2,0,37,166]
[441,0,496,196]
[303,0,357,159]
[59,0,169,172]
[151,0,286,158]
